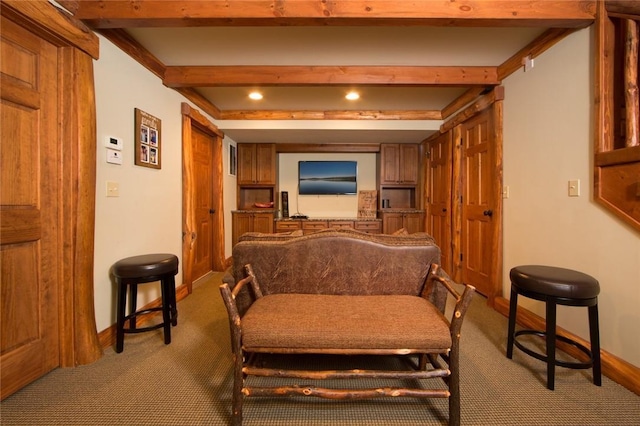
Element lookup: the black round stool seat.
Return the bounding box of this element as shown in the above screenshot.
[112,253,179,280]
[112,254,179,353]
[506,265,601,390]
[510,265,600,300]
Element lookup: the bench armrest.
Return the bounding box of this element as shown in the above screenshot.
[424,264,475,338]
[219,264,263,354]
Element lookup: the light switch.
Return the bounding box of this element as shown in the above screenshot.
[502,185,510,199]
[106,181,120,197]
[568,179,580,197]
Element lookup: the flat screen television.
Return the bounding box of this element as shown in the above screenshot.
[298,161,357,195]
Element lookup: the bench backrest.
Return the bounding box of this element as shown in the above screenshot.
[231,229,443,315]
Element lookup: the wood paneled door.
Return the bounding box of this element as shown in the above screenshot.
[425,131,453,273]
[1,2,102,399]
[182,103,226,293]
[460,107,501,299]
[0,15,61,398]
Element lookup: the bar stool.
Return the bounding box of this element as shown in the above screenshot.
[506,265,601,390]
[112,253,179,353]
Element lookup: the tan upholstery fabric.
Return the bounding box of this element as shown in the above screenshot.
[242,294,451,351]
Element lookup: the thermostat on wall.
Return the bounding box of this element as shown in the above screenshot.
[104,135,123,151]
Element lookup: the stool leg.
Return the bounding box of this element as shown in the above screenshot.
[589,303,602,386]
[129,283,138,330]
[160,278,172,344]
[546,301,557,390]
[116,281,127,353]
[168,275,178,326]
[506,286,518,359]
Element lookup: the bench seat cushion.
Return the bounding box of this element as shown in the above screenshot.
[242,294,452,352]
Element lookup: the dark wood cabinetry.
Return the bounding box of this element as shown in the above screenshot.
[232,211,274,246]
[275,219,382,234]
[237,143,276,185]
[381,211,424,234]
[236,143,277,210]
[379,144,419,185]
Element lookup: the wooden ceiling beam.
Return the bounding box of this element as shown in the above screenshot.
[219,110,442,120]
[72,1,595,28]
[164,66,499,87]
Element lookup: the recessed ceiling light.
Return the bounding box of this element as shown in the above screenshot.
[249,92,263,100]
[345,91,360,101]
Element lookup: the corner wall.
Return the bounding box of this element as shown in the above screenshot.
[502,27,640,367]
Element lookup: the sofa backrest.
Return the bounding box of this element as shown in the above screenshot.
[231,229,443,315]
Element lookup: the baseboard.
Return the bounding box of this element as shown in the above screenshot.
[98,282,191,351]
[494,296,640,396]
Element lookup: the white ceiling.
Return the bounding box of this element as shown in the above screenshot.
[123,26,549,144]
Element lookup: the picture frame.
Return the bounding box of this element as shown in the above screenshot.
[134,108,161,169]
[229,144,237,176]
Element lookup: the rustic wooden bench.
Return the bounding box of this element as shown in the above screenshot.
[220,229,475,425]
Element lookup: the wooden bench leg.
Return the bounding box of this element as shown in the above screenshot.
[231,351,244,426]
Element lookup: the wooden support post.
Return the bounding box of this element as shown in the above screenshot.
[625,19,639,148]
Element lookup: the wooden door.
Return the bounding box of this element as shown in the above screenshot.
[1,16,61,398]
[425,132,453,272]
[460,109,497,297]
[182,103,225,293]
[191,126,215,280]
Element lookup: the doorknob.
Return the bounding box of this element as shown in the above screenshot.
[483,210,493,217]
[209,209,216,214]
[442,208,447,212]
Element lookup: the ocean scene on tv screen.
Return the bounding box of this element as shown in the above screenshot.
[299,161,357,195]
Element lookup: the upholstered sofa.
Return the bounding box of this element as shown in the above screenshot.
[220,229,475,426]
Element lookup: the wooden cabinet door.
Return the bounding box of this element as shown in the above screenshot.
[399,144,419,184]
[382,212,404,234]
[232,212,253,246]
[379,144,400,184]
[237,143,276,185]
[237,143,256,185]
[461,108,497,297]
[255,144,276,184]
[252,212,274,234]
[1,17,60,399]
[404,212,425,234]
[425,132,453,272]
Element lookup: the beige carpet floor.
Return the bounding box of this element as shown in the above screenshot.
[1,272,639,425]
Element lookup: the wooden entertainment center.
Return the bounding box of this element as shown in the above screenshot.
[231,142,424,245]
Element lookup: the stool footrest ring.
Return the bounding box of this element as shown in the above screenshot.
[513,330,593,370]
[123,307,175,334]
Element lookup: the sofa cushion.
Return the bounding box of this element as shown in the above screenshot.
[242,294,452,352]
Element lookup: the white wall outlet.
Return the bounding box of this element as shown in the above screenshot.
[568,179,580,197]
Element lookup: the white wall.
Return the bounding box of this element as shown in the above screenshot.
[502,27,640,367]
[278,153,377,218]
[93,35,235,332]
